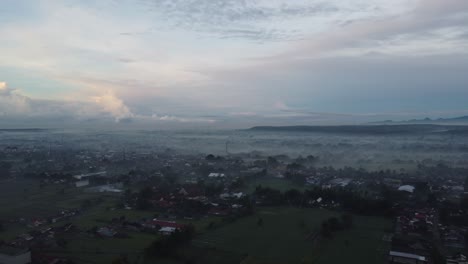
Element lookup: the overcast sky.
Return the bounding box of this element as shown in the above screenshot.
[1,0,468,129]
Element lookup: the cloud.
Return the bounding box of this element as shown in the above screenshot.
[0,0,467,128]
[138,0,345,41]
[274,101,289,111]
[0,82,31,116]
[91,90,134,122]
[0,81,135,123]
[267,0,468,60]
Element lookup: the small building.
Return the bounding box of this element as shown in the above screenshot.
[447,254,467,264]
[389,251,427,264]
[73,171,107,180]
[97,227,116,238]
[85,184,123,193]
[383,178,403,188]
[75,180,89,188]
[159,227,177,236]
[398,185,415,193]
[0,246,31,264]
[208,173,225,178]
[145,219,186,232]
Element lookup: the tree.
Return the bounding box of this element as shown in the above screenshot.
[430,246,445,264]
[136,187,153,210]
[267,156,279,167]
[320,221,332,238]
[206,221,215,230]
[205,154,215,161]
[81,199,92,209]
[286,162,303,171]
[327,217,342,231]
[284,189,303,206]
[111,255,130,264]
[230,177,245,189]
[341,214,353,229]
[145,225,196,258]
[56,237,68,248]
[257,217,264,227]
[306,155,318,164]
[461,195,468,210]
[0,162,12,178]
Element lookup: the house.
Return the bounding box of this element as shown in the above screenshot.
[398,185,415,193]
[0,246,31,264]
[75,180,89,188]
[220,192,244,199]
[389,251,427,263]
[73,171,107,180]
[159,227,177,236]
[208,173,225,178]
[443,229,466,249]
[447,254,468,264]
[85,184,123,193]
[97,227,116,238]
[145,219,185,232]
[384,178,403,188]
[329,178,352,187]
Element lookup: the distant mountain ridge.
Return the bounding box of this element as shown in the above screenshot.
[248,124,468,135]
[370,115,468,124]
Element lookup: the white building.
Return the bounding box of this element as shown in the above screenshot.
[389,251,427,263]
[398,185,415,193]
[208,173,225,178]
[75,179,90,187]
[159,227,177,235]
[73,171,107,180]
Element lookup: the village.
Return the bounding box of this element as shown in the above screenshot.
[1,139,468,264]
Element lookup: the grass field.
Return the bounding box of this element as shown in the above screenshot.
[49,231,157,263]
[0,179,391,264]
[0,178,118,241]
[194,207,391,264]
[307,215,391,264]
[0,178,112,220]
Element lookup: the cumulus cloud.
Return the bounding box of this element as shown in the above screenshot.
[91,90,134,122]
[0,82,31,116]
[0,81,136,123]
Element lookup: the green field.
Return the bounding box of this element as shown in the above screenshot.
[50,232,157,263]
[194,207,391,264]
[0,178,118,241]
[308,215,391,264]
[0,179,391,264]
[0,179,113,219]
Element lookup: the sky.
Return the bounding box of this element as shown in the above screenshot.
[1,0,468,129]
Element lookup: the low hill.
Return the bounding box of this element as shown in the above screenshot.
[371,116,468,125]
[248,124,468,135]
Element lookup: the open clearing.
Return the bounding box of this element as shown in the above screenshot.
[194,207,391,264]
